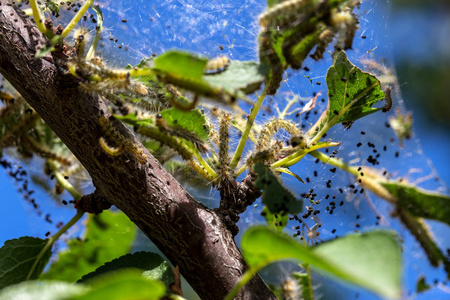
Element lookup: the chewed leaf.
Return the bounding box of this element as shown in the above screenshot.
[154,51,207,80]
[78,252,173,289]
[326,51,385,124]
[241,226,402,299]
[0,237,52,289]
[203,61,269,95]
[382,182,450,226]
[159,107,209,141]
[254,162,303,214]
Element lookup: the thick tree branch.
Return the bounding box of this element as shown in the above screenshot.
[0,2,276,299]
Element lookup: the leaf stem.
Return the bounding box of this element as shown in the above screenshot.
[26,210,84,280]
[48,160,82,199]
[29,0,49,36]
[229,88,266,171]
[308,150,359,176]
[85,5,103,61]
[270,142,340,168]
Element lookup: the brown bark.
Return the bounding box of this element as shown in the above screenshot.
[0,2,276,299]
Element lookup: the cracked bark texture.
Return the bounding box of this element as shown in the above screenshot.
[0,1,276,299]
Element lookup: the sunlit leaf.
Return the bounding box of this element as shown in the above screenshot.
[76,269,165,300]
[78,252,173,289]
[41,211,137,282]
[382,182,450,226]
[154,51,207,80]
[0,237,51,289]
[326,51,385,124]
[203,60,268,95]
[159,107,209,141]
[241,226,402,299]
[254,162,303,214]
[0,281,87,300]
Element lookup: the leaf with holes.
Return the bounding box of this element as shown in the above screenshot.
[326,51,385,125]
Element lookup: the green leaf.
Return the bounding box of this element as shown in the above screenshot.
[382,182,450,226]
[241,226,402,299]
[159,107,209,141]
[254,162,303,214]
[41,211,137,282]
[0,237,52,289]
[261,206,288,232]
[78,252,173,289]
[114,114,154,128]
[154,51,207,80]
[0,281,87,300]
[75,269,165,300]
[203,60,268,95]
[326,51,385,124]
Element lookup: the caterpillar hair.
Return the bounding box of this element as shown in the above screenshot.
[204,56,230,75]
[155,114,208,153]
[382,86,392,113]
[218,113,231,179]
[256,119,300,152]
[99,137,125,156]
[136,125,193,161]
[99,116,147,164]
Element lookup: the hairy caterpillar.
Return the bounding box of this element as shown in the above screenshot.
[98,116,147,164]
[69,58,148,96]
[258,0,313,30]
[99,137,125,156]
[259,30,283,95]
[155,114,208,153]
[330,9,359,50]
[256,119,300,152]
[281,277,302,300]
[72,27,90,60]
[136,125,193,161]
[204,56,230,75]
[310,28,336,60]
[218,113,231,180]
[382,86,392,113]
[187,160,215,183]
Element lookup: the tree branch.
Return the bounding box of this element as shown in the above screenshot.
[0,2,276,299]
